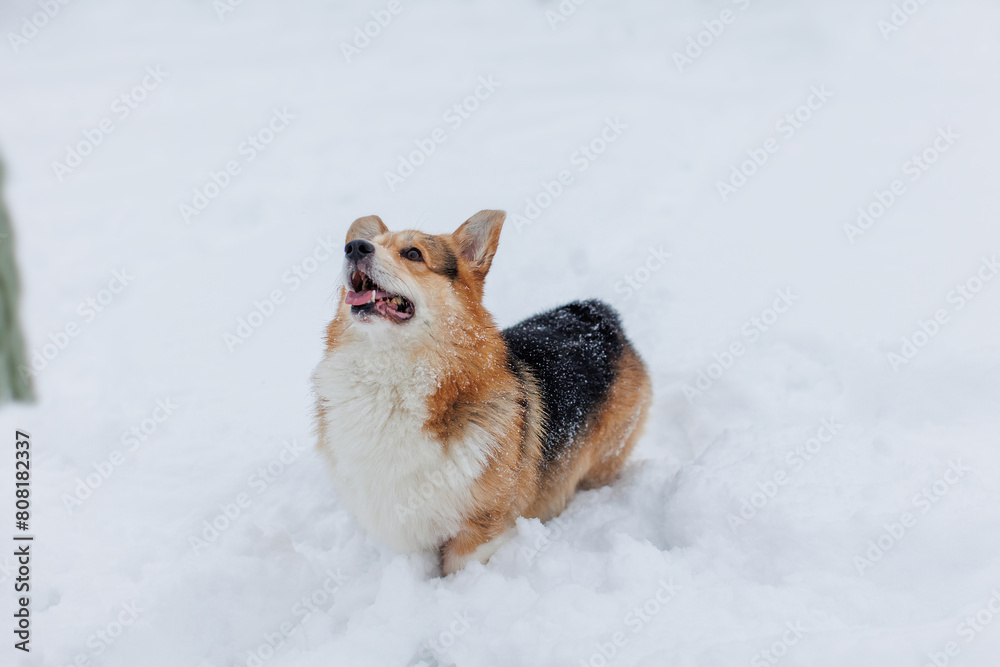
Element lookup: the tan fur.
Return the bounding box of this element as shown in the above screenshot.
[314,210,652,575]
[524,346,652,522]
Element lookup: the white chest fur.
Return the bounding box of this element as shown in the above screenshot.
[312,339,492,552]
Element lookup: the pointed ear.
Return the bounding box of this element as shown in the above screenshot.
[345,215,388,243]
[453,210,505,276]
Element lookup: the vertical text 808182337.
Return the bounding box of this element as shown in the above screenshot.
[13,430,32,653]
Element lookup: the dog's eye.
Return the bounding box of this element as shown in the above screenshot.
[402,247,423,262]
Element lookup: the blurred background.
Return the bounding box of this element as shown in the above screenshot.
[2,1,1000,666]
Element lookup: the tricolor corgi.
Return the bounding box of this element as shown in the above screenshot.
[311,210,651,574]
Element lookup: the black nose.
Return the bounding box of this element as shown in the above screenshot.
[345,239,374,261]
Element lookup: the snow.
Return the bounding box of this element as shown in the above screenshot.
[2,0,1000,665]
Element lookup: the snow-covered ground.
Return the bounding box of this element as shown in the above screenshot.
[2,0,1000,665]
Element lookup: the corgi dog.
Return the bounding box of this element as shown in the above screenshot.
[311,210,651,574]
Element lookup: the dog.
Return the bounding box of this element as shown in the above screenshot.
[311,210,651,574]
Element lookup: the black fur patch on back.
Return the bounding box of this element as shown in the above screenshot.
[502,300,626,462]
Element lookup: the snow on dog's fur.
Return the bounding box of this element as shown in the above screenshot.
[312,210,651,574]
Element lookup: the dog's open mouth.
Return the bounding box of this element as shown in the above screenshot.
[345,269,414,321]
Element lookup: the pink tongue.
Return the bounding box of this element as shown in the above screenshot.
[374,300,413,320]
[347,289,412,319]
[345,290,372,305]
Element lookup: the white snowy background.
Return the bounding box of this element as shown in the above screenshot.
[2,0,1000,665]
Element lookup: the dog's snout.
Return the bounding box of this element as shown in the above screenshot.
[345,239,375,261]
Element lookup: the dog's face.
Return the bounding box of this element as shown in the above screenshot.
[340,210,505,332]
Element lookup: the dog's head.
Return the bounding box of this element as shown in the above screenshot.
[340,210,505,331]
